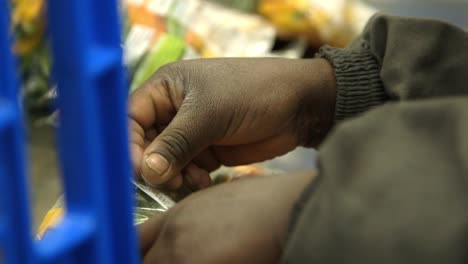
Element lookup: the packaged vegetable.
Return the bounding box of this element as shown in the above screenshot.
[37,165,279,238]
[258,0,376,47]
[130,34,185,91]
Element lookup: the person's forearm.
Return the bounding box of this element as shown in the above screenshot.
[319,13,468,120]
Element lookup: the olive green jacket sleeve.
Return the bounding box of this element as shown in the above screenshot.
[319,13,468,120]
[282,14,468,263]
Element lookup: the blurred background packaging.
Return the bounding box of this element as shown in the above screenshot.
[12,0,379,125]
[12,0,467,125]
[12,0,468,124]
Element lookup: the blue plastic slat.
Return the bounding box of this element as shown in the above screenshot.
[0,217,5,246]
[36,0,139,263]
[86,47,121,76]
[35,213,95,261]
[0,100,16,130]
[0,0,34,263]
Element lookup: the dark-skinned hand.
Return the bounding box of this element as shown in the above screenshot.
[129,58,335,190]
[138,171,316,264]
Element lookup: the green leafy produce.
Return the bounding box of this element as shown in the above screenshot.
[130,35,185,92]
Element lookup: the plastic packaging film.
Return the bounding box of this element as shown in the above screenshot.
[36,165,281,239]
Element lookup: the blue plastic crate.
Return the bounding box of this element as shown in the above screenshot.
[0,0,139,263]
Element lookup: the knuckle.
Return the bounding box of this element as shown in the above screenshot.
[156,61,192,84]
[159,128,193,163]
[156,61,183,77]
[152,62,195,100]
[150,63,185,87]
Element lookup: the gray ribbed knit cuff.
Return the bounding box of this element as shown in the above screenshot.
[317,44,388,120]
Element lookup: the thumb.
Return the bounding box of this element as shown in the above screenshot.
[141,108,218,186]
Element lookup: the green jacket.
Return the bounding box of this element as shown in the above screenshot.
[283,14,468,263]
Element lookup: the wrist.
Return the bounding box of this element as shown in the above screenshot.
[295,58,336,147]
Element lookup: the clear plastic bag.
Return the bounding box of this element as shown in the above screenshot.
[37,164,280,238]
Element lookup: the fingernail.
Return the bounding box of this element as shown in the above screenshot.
[145,154,169,179]
[141,174,157,188]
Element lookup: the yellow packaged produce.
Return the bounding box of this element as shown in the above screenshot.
[259,0,376,47]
